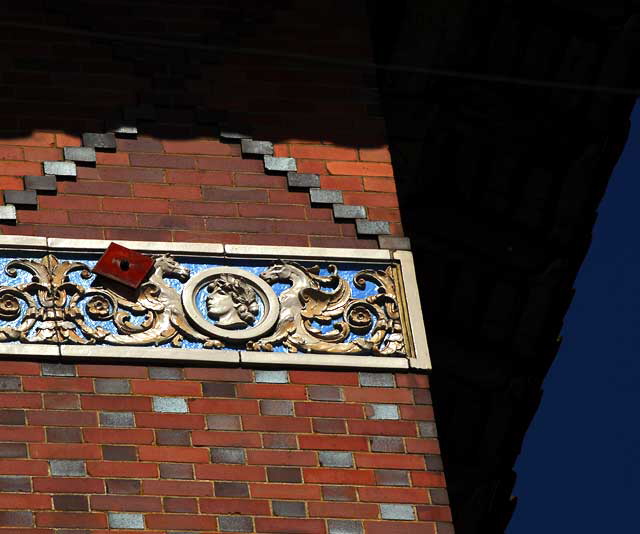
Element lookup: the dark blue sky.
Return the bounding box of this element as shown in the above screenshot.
[508,98,640,532]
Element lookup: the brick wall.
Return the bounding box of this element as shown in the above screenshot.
[0,3,452,533]
[0,362,451,533]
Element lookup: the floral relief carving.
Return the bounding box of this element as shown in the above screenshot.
[0,253,408,358]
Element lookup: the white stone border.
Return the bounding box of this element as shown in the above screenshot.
[0,236,430,370]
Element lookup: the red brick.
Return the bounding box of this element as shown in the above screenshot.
[188,399,258,414]
[129,153,195,169]
[163,139,235,156]
[308,502,378,518]
[348,420,417,437]
[27,411,97,427]
[167,169,233,185]
[0,494,50,509]
[235,173,287,189]
[39,195,101,211]
[30,444,101,460]
[343,388,413,404]
[43,394,79,410]
[247,450,317,467]
[327,161,393,177]
[0,362,40,375]
[241,415,311,433]
[80,395,151,412]
[33,477,104,494]
[203,187,268,202]
[240,233,308,247]
[0,175,25,191]
[35,511,107,528]
[296,160,327,174]
[239,204,306,219]
[138,213,204,230]
[138,446,209,463]
[0,460,48,475]
[69,211,137,227]
[86,461,158,478]
[145,513,215,530]
[410,472,447,487]
[269,190,310,204]
[58,181,131,196]
[0,394,41,409]
[170,200,237,216]
[289,371,359,386]
[135,413,205,429]
[0,146,23,160]
[102,197,169,213]
[55,133,81,147]
[133,183,201,200]
[184,367,252,382]
[206,217,274,233]
[295,402,363,419]
[417,505,453,521]
[105,228,172,242]
[250,483,322,501]
[200,498,270,515]
[131,380,201,397]
[359,147,392,162]
[303,468,374,485]
[405,438,440,454]
[0,133,55,147]
[273,219,342,236]
[143,479,212,497]
[320,175,363,191]
[236,384,307,400]
[191,431,261,448]
[0,427,44,442]
[395,374,429,388]
[298,435,369,451]
[198,157,264,172]
[24,147,62,161]
[96,152,129,165]
[354,453,426,470]
[98,167,164,183]
[164,496,198,513]
[22,377,93,393]
[18,210,70,225]
[364,521,436,534]
[358,486,430,503]
[291,145,357,160]
[400,405,434,421]
[195,464,266,481]
[116,137,164,153]
[82,428,154,445]
[76,365,147,378]
[90,495,162,512]
[342,191,399,208]
[255,517,325,533]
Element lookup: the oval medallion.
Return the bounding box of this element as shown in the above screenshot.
[182,267,280,342]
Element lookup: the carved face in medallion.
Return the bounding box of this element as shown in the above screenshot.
[205,274,260,329]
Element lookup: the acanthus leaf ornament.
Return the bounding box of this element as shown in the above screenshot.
[0,253,408,358]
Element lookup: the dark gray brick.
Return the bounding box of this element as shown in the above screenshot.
[260,400,293,416]
[370,437,404,453]
[42,363,75,377]
[333,204,367,219]
[149,367,182,380]
[100,412,134,428]
[4,190,37,207]
[218,516,253,532]
[43,161,76,177]
[430,488,450,505]
[287,172,320,188]
[264,155,296,172]
[152,397,188,413]
[273,501,305,517]
[310,188,343,204]
[255,370,288,383]
[378,236,411,250]
[63,147,96,163]
[0,377,20,392]
[156,429,190,446]
[375,469,410,486]
[0,476,30,492]
[241,139,273,155]
[108,512,144,529]
[367,404,400,420]
[426,454,444,471]
[419,422,438,438]
[356,219,391,235]
[359,372,395,387]
[95,379,130,394]
[50,460,85,477]
[215,481,248,497]
[210,448,245,464]
[380,504,415,520]
[319,451,353,468]
[82,132,116,150]
[24,175,57,192]
[328,520,364,534]
[308,385,342,401]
